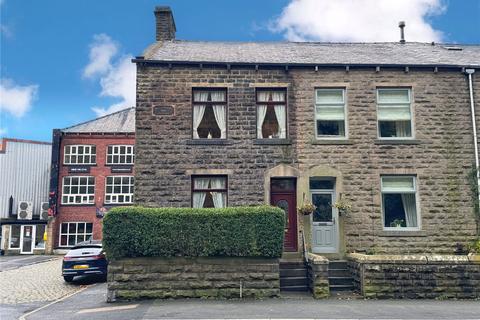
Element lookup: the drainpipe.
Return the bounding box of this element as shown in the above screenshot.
[465,68,480,209]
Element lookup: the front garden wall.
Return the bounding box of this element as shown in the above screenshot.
[347,253,480,299]
[107,257,280,301]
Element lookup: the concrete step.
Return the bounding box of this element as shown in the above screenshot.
[328,260,349,270]
[329,284,355,292]
[280,285,309,292]
[279,261,306,270]
[328,268,351,277]
[280,277,309,287]
[328,276,354,286]
[280,268,307,278]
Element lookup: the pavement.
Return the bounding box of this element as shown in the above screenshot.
[0,255,96,320]
[22,283,480,320]
[0,255,57,272]
[1,256,480,320]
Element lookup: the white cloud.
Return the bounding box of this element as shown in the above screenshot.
[0,127,7,137]
[272,0,445,42]
[83,34,136,117]
[0,78,38,117]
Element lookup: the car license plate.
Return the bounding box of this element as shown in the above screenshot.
[73,264,89,269]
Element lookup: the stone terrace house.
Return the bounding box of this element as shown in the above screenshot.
[134,7,480,259]
[48,108,135,253]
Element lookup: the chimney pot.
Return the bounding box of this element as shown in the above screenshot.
[154,6,176,41]
[398,21,406,43]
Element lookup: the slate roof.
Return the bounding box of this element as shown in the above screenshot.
[143,41,480,67]
[61,107,135,133]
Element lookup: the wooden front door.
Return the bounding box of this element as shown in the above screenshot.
[270,178,297,252]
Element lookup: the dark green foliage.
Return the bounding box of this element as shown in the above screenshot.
[103,206,285,259]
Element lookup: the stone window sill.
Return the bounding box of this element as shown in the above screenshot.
[253,139,292,145]
[186,139,233,145]
[378,230,427,237]
[310,140,353,145]
[374,139,422,145]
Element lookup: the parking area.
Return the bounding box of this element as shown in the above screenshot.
[0,256,94,320]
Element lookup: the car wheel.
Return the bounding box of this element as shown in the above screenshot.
[63,276,74,282]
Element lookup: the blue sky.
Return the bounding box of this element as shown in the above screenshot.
[1,0,479,142]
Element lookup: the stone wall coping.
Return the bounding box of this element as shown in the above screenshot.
[347,253,480,264]
[307,253,329,265]
[114,256,279,265]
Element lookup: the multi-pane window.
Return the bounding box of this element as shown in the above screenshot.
[64,145,96,165]
[192,175,227,208]
[381,176,419,229]
[256,89,287,139]
[315,89,346,138]
[105,176,134,204]
[62,176,95,205]
[59,222,93,247]
[377,88,413,138]
[192,89,227,139]
[106,145,135,165]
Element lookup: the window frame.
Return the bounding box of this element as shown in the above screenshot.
[104,175,135,204]
[191,88,228,140]
[61,176,95,205]
[380,175,421,231]
[106,145,135,165]
[191,174,228,208]
[8,225,21,249]
[58,222,93,247]
[314,88,348,140]
[255,88,288,139]
[376,88,414,140]
[63,144,97,165]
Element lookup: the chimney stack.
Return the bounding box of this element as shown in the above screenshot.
[398,21,406,43]
[154,6,176,41]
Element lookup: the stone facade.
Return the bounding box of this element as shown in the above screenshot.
[107,257,280,301]
[135,63,480,256]
[347,253,480,299]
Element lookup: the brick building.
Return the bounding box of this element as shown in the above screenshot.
[133,6,480,260]
[48,108,135,252]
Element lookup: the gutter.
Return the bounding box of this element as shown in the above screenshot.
[466,69,480,208]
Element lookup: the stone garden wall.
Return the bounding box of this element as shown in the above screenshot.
[107,257,280,301]
[306,253,329,298]
[347,253,480,299]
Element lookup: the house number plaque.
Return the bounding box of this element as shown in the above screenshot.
[153,106,174,115]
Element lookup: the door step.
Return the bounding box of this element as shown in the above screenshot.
[328,260,354,293]
[280,260,309,292]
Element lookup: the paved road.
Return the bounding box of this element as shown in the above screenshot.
[0,257,97,320]
[0,255,57,272]
[24,283,480,320]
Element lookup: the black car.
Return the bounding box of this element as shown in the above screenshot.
[62,240,108,282]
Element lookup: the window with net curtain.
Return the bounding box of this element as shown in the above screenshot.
[377,88,413,138]
[192,89,227,139]
[315,89,346,138]
[256,89,287,139]
[381,176,419,229]
[192,176,227,208]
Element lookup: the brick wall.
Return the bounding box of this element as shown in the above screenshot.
[135,64,479,254]
[53,134,135,248]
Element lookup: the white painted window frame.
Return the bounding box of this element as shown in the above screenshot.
[376,88,415,140]
[381,175,421,231]
[59,222,93,247]
[8,225,21,249]
[314,88,348,140]
[61,176,95,205]
[64,145,96,165]
[106,145,135,165]
[104,176,135,204]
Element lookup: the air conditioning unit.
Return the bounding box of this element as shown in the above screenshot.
[17,201,33,220]
[40,202,49,220]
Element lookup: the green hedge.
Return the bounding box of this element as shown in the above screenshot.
[103,206,285,259]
